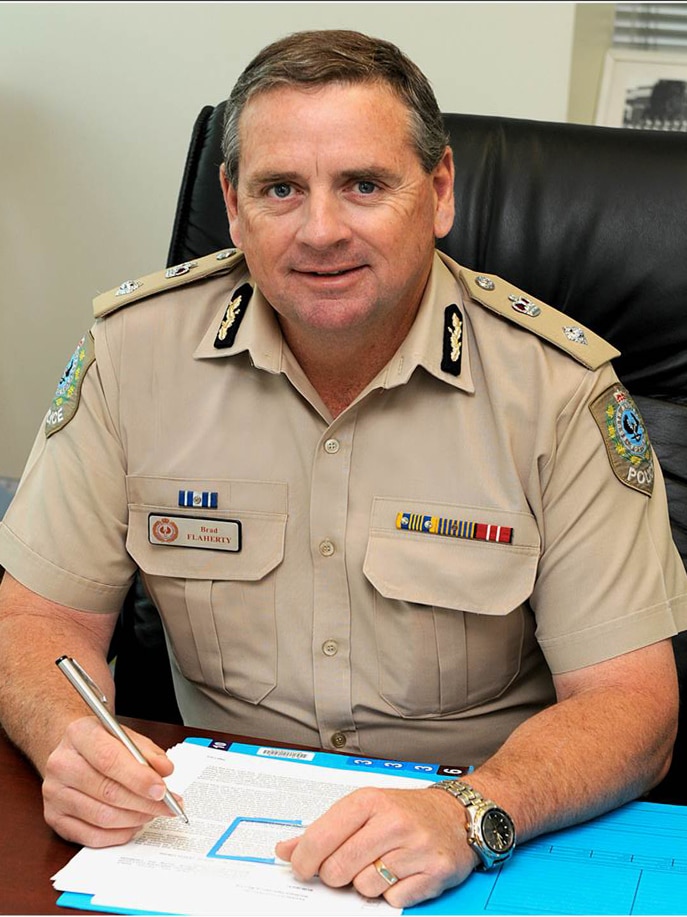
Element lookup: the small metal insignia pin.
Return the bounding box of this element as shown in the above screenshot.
[165,261,198,279]
[563,326,589,345]
[115,280,142,296]
[476,276,495,291]
[509,295,542,317]
[216,249,237,260]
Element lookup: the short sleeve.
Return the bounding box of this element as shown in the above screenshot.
[0,321,135,612]
[531,364,687,673]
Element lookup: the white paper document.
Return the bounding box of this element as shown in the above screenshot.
[52,738,466,915]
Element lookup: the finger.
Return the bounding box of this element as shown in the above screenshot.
[45,725,176,826]
[353,860,454,910]
[43,756,174,838]
[275,834,300,861]
[123,728,175,779]
[353,857,402,899]
[43,780,160,847]
[65,718,172,805]
[288,787,383,881]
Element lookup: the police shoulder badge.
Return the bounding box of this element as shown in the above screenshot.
[45,332,96,438]
[589,384,654,496]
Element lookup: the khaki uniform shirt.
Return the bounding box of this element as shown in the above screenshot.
[2,251,686,765]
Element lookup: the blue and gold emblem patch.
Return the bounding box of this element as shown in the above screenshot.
[45,332,96,438]
[589,384,654,496]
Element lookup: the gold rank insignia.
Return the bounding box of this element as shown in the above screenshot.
[214,283,253,350]
[45,332,96,438]
[441,304,463,376]
[589,384,654,496]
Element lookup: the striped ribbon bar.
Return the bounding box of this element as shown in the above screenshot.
[178,490,218,509]
[396,511,512,544]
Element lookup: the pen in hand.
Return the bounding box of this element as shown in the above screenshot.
[55,655,189,824]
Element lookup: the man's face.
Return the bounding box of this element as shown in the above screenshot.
[221,82,455,342]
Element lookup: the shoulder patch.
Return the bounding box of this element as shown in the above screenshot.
[589,384,654,496]
[45,331,96,438]
[459,268,620,370]
[93,249,245,319]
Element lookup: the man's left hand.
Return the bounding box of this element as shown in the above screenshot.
[275,786,477,907]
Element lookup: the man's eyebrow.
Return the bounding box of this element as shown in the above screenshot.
[244,171,302,190]
[339,167,401,185]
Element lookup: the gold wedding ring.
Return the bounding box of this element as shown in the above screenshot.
[373,857,399,886]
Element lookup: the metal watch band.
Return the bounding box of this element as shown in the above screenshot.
[431,779,491,808]
[430,778,516,871]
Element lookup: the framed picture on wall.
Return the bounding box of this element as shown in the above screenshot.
[595,49,687,131]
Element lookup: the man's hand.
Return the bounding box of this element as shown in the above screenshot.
[42,715,179,847]
[275,786,476,908]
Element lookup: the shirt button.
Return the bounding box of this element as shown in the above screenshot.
[322,639,338,656]
[331,732,347,749]
[324,438,340,454]
[319,539,335,557]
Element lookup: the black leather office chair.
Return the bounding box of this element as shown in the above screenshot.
[116,102,687,801]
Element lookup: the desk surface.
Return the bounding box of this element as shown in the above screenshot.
[0,718,223,915]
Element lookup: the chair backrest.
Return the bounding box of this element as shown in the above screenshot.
[169,104,687,559]
[161,102,687,798]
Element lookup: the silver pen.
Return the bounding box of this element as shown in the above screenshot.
[55,655,189,824]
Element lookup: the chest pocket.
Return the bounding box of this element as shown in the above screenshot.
[363,497,540,718]
[126,476,287,704]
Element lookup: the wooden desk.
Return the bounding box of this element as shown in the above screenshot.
[0,718,223,915]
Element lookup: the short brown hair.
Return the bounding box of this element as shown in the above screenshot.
[222,29,449,185]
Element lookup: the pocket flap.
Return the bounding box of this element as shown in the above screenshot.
[126,476,287,580]
[363,497,540,614]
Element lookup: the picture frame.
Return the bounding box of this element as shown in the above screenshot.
[595,48,687,131]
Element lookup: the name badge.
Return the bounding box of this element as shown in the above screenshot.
[148,514,241,552]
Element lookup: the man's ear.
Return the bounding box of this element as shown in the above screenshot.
[433,147,455,240]
[219,164,242,248]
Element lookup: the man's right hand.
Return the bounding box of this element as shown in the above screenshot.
[42,715,178,847]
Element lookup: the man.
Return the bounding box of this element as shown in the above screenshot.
[0,29,685,909]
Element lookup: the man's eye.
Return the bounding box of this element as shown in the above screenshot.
[268,183,292,199]
[356,181,377,195]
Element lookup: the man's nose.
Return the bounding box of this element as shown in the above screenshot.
[296,192,351,249]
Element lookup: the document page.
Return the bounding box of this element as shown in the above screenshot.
[52,738,466,916]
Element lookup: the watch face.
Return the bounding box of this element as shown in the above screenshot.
[482,808,515,854]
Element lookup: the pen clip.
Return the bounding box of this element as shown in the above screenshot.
[69,657,108,705]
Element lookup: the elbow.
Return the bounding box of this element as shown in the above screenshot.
[648,695,679,790]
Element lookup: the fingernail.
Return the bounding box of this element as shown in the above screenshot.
[148,784,166,801]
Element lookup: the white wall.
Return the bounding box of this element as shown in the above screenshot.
[0,1,576,478]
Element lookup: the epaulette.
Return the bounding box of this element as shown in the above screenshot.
[459,268,620,371]
[93,248,245,319]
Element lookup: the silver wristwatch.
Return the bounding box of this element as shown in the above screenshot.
[430,779,516,870]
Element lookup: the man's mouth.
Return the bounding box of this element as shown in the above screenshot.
[297,266,362,277]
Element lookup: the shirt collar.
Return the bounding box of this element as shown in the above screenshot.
[194,251,474,393]
[378,251,474,393]
[194,274,284,373]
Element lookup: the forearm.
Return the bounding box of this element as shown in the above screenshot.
[0,574,117,774]
[467,641,678,843]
